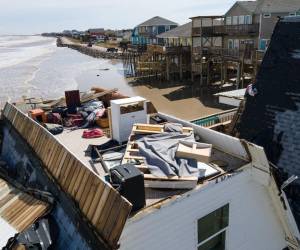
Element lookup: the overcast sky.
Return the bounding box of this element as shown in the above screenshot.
[0,0,239,34]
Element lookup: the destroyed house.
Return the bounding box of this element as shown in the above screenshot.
[232,16,300,228]
[0,86,299,249]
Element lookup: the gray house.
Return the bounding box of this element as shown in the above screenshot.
[131,16,178,45]
[224,0,300,51]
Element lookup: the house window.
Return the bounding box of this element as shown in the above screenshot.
[234,39,239,49]
[165,25,170,32]
[239,15,245,25]
[245,15,252,24]
[228,39,234,49]
[232,16,238,25]
[197,204,229,250]
[245,39,254,44]
[226,16,232,25]
[263,13,271,18]
[152,26,157,34]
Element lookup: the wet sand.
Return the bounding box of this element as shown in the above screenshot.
[61,37,230,121]
[76,61,229,121]
[130,83,226,121]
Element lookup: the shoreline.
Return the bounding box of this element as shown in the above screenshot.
[57,37,123,60]
[57,36,231,121]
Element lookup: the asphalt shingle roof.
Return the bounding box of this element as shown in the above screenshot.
[238,1,258,13]
[157,22,192,38]
[137,16,178,27]
[255,0,300,13]
[233,16,300,227]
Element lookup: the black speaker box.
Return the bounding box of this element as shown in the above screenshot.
[110,164,145,212]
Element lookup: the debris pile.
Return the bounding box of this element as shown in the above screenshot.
[25,87,128,138]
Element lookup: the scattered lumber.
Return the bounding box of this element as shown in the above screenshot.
[122,123,197,189]
[80,88,118,103]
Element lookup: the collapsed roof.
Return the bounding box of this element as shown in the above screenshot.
[0,177,50,247]
[232,16,300,225]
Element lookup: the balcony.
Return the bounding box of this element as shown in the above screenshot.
[192,24,259,37]
[138,31,157,38]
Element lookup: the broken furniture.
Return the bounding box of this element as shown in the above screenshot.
[28,108,46,123]
[111,96,148,143]
[122,123,198,189]
[176,141,212,163]
[65,90,81,114]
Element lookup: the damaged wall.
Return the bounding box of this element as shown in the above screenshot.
[0,123,98,249]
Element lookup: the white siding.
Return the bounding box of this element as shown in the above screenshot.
[119,170,287,250]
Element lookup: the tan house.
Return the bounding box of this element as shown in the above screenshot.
[191,0,300,53]
[189,0,300,85]
[224,0,300,51]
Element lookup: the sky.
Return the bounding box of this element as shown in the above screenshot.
[0,0,239,35]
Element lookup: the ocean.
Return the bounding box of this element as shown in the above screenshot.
[0,35,135,107]
[0,35,225,120]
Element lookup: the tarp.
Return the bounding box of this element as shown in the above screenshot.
[137,131,199,178]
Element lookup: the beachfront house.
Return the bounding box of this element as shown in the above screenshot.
[131,16,178,45]
[224,0,300,51]
[115,29,133,42]
[191,0,300,54]
[2,100,300,250]
[157,22,192,47]
[189,0,300,85]
[87,28,106,41]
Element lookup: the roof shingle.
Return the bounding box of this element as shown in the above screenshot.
[233,16,300,227]
[157,22,192,39]
[137,16,178,27]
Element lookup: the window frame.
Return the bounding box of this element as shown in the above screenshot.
[238,15,245,25]
[232,16,238,25]
[259,39,270,51]
[197,228,227,250]
[228,39,234,49]
[226,16,232,25]
[245,15,252,24]
[196,203,230,250]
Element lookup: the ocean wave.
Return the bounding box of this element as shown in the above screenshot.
[0,35,54,48]
[0,36,56,69]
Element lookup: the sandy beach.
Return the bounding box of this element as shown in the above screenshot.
[0,35,229,121]
[129,82,226,120]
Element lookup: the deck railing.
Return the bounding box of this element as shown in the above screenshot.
[193,46,242,59]
[192,24,259,37]
[191,108,237,128]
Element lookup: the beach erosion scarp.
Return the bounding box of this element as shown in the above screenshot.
[57,37,124,60]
